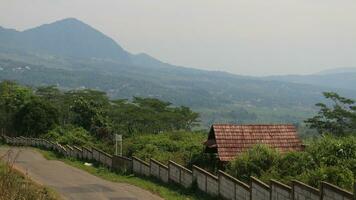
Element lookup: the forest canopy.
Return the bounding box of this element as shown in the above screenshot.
[0,81,200,140]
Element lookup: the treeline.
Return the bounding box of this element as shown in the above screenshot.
[227,92,356,190]
[0,81,200,140]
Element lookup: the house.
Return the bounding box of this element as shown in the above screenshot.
[204,124,304,162]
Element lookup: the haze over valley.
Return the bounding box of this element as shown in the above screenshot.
[1,18,355,126]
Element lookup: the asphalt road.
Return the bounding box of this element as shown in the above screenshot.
[0,147,163,200]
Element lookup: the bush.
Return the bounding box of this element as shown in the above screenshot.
[45,125,117,154]
[226,135,356,190]
[298,166,354,190]
[45,125,95,146]
[124,131,207,166]
[270,151,316,179]
[307,135,356,168]
[226,145,280,182]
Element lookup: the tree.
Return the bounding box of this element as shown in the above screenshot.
[14,98,59,136]
[172,106,200,130]
[0,81,33,135]
[305,92,356,136]
[110,98,200,135]
[70,97,111,139]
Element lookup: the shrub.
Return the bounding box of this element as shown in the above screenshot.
[297,166,354,190]
[273,151,316,177]
[259,151,316,183]
[124,131,207,166]
[45,125,96,146]
[306,135,356,168]
[226,135,356,190]
[226,145,280,182]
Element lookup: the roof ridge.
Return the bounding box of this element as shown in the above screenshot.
[212,123,295,126]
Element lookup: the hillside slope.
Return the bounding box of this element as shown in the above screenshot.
[1,18,355,126]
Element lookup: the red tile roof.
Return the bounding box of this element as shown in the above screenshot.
[205,124,303,162]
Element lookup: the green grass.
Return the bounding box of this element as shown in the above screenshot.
[37,148,217,200]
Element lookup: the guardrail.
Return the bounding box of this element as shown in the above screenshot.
[2,135,355,200]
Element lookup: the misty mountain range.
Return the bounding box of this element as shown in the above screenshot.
[1,18,355,126]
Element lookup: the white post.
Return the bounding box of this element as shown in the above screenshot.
[114,134,122,156]
[120,140,122,156]
[115,138,118,156]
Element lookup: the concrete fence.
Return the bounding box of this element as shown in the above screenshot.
[193,165,219,196]
[292,180,320,200]
[219,170,250,200]
[82,147,93,161]
[2,135,356,200]
[133,156,150,176]
[112,155,132,173]
[168,160,193,188]
[73,146,83,159]
[150,159,169,183]
[251,176,271,200]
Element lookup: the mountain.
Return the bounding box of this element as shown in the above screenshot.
[0,18,131,61]
[1,18,355,126]
[264,69,356,91]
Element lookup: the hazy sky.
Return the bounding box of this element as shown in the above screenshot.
[1,0,356,76]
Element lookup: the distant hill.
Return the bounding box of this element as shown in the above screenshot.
[317,67,356,75]
[264,70,356,91]
[1,18,355,126]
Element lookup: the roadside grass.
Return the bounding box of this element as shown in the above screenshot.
[37,148,218,200]
[0,148,60,200]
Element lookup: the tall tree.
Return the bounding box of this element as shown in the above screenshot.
[305,92,356,136]
[70,96,111,139]
[0,81,33,135]
[14,98,59,136]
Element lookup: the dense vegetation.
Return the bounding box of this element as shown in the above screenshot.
[305,92,356,136]
[2,18,356,127]
[227,92,356,190]
[2,17,356,196]
[0,81,199,153]
[123,131,213,167]
[0,57,321,126]
[1,80,356,191]
[227,136,356,190]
